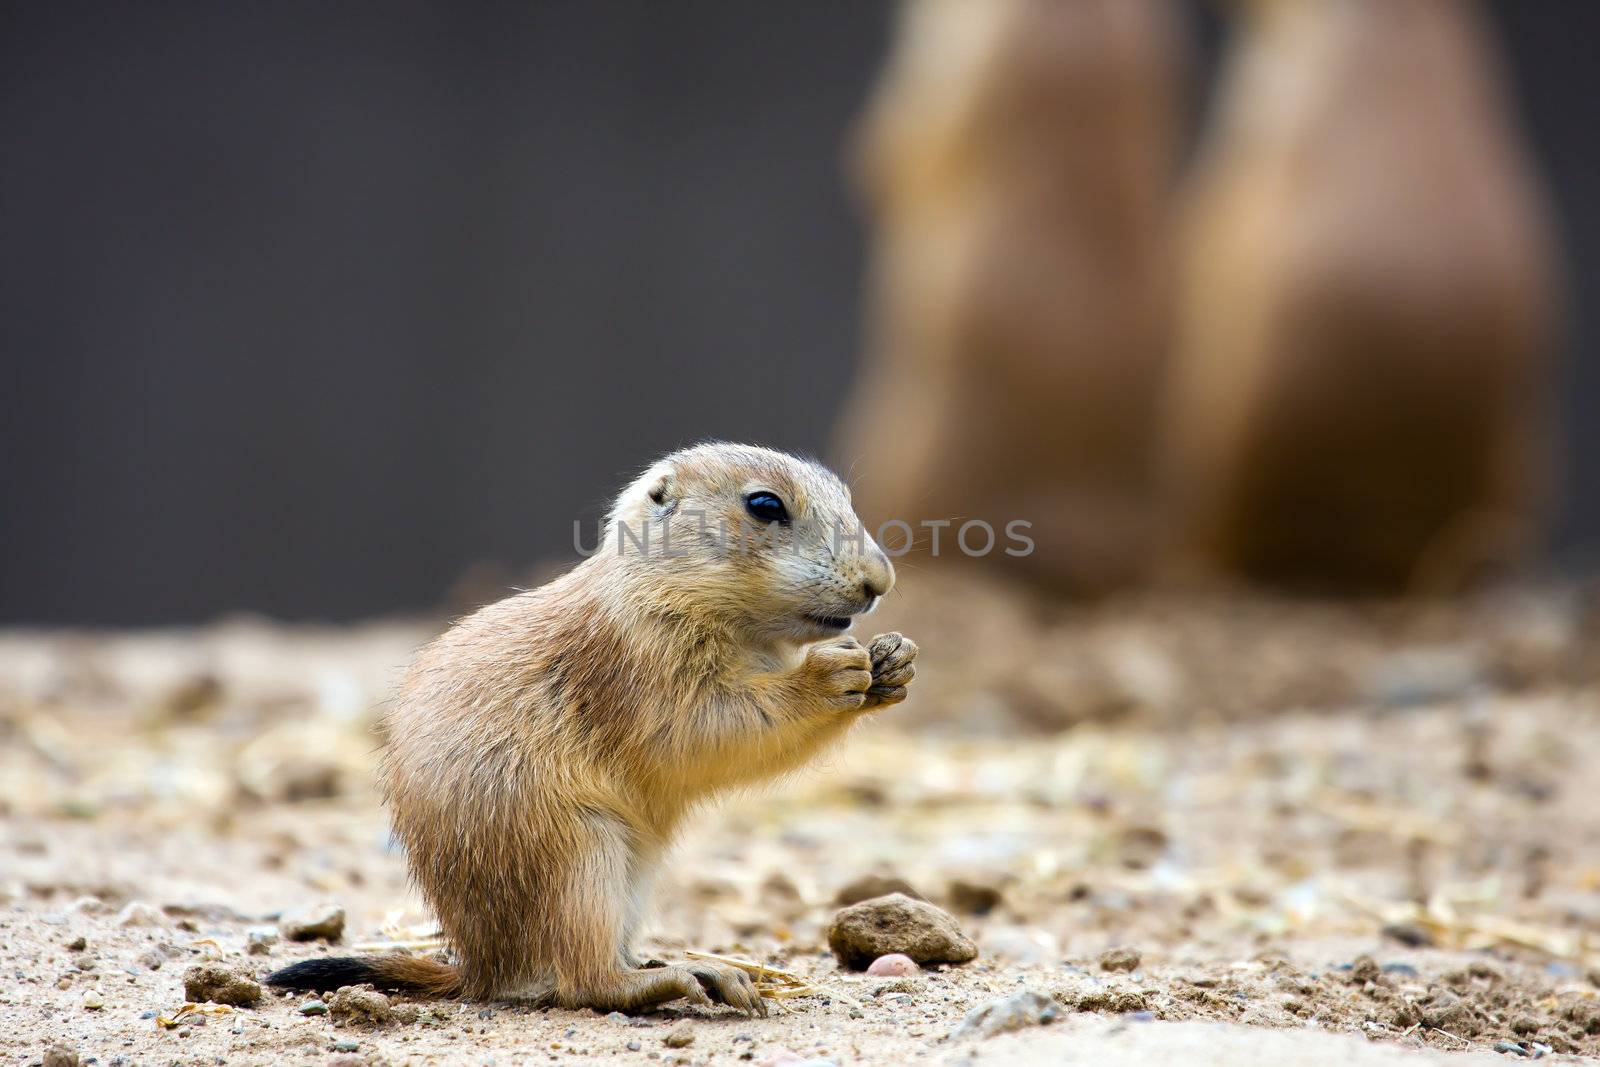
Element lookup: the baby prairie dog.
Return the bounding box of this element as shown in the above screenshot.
[267,443,917,1015]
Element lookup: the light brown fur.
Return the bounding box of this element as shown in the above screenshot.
[320,444,914,1013]
[1160,0,1558,593]
[836,0,1186,595]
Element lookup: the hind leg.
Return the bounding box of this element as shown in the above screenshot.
[547,814,763,1016]
[618,853,661,970]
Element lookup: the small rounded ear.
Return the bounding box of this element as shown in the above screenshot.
[645,470,674,509]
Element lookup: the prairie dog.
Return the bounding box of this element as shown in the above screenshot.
[1162,0,1558,592]
[267,443,918,1014]
[836,0,1186,594]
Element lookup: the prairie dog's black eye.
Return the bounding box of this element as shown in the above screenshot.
[744,491,790,525]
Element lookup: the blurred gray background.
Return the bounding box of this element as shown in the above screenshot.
[3,1,1596,624]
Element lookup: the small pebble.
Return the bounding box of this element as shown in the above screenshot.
[81,989,104,1010]
[65,936,88,952]
[332,1038,360,1052]
[865,953,918,977]
[43,1047,80,1067]
[300,998,330,1016]
[663,1022,694,1048]
[280,903,346,942]
[626,1040,642,1052]
[953,988,1057,1039]
[1100,947,1141,973]
[1382,922,1435,948]
[115,901,165,928]
[246,927,279,955]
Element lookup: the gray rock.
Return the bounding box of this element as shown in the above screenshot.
[281,903,346,943]
[827,893,977,970]
[953,989,1059,1039]
[183,962,263,1007]
[300,998,329,1016]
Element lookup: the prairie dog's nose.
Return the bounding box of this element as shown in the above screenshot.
[860,548,894,601]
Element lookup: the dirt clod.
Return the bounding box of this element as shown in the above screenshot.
[664,1022,694,1048]
[827,893,977,970]
[183,961,263,1006]
[328,984,391,1026]
[1419,989,1482,1036]
[42,1047,80,1067]
[1100,946,1141,973]
[1347,956,1382,984]
[1072,987,1150,1014]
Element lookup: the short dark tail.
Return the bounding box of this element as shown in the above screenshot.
[264,954,462,998]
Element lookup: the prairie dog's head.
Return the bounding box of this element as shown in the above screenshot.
[606,443,894,643]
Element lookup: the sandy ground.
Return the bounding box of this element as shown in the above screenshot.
[3,573,1599,1066]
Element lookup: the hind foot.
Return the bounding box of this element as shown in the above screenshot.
[569,963,765,1017]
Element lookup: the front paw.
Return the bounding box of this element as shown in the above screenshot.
[863,632,918,709]
[801,636,873,710]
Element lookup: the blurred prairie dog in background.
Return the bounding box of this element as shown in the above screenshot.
[1163,0,1561,593]
[835,0,1187,595]
[267,444,918,1013]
